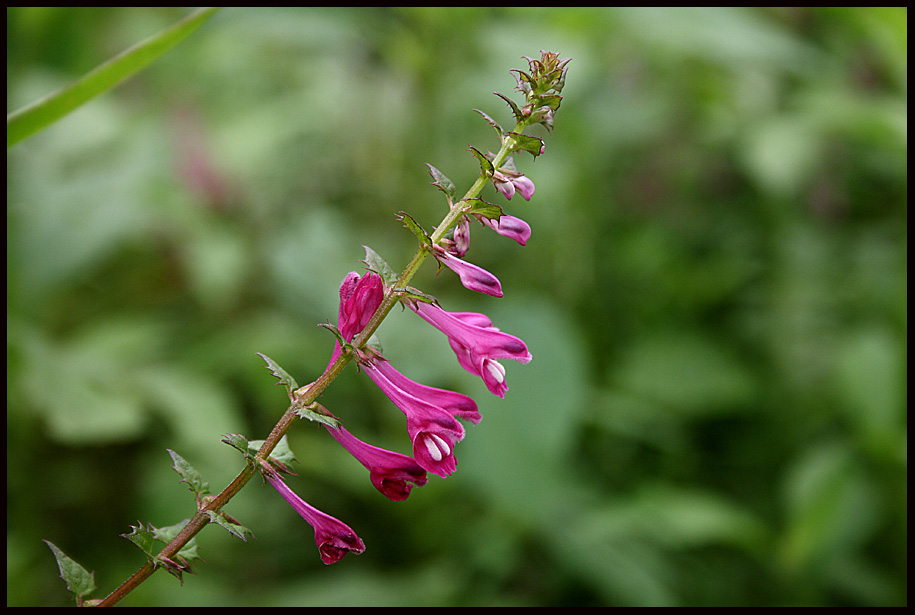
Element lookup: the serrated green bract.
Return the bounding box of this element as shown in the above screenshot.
[462,197,504,220]
[473,109,503,138]
[494,92,524,124]
[121,522,157,564]
[507,132,545,159]
[151,520,201,565]
[362,245,399,286]
[425,163,457,202]
[206,511,254,542]
[294,401,343,428]
[167,449,210,498]
[44,540,97,600]
[248,434,298,469]
[221,433,250,457]
[257,352,299,396]
[398,211,432,247]
[468,146,495,177]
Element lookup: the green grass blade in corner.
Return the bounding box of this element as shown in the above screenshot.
[7,7,221,148]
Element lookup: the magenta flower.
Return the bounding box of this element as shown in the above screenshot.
[409,300,532,398]
[361,357,466,477]
[324,423,428,501]
[327,271,385,367]
[479,214,531,246]
[492,169,535,201]
[369,358,481,425]
[434,248,503,298]
[267,474,365,564]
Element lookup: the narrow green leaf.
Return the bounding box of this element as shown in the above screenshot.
[167,449,210,498]
[468,146,495,177]
[7,7,221,147]
[473,109,503,138]
[425,163,457,201]
[494,91,524,123]
[43,541,97,600]
[206,511,254,542]
[362,245,399,286]
[398,211,433,246]
[257,352,299,395]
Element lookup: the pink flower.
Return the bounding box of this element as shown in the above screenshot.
[327,271,384,367]
[361,357,466,477]
[434,248,503,297]
[450,217,471,257]
[409,300,532,398]
[324,423,428,501]
[492,170,535,201]
[267,474,365,564]
[479,214,531,246]
[369,359,481,425]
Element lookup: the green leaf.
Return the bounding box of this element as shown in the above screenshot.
[248,434,299,468]
[507,132,545,159]
[206,511,254,542]
[257,352,299,395]
[166,449,210,498]
[398,211,433,247]
[395,287,440,311]
[473,109,503,138]
[534,93,563,112]
[151,520,201,565]
[425,163,457,202]
[7,7,221,148]
[362,245,399,286]
[121,522,157,565]
[293,400,343,428]
[221,433,250,457]
[494,91,524,123]
[468,146,495,177]
[462,197,504,220]
[294,400,343,428]
[43,541,97,600]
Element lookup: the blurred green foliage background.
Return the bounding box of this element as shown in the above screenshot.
[7,7,906,607]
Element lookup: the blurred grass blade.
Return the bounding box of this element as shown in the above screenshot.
[6,7,221,148]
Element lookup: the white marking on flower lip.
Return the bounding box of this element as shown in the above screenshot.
[423,433,450,461]
[484,359,506,383]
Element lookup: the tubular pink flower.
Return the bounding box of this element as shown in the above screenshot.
[492,170,535,202]
[370,359,481,425]
[324,423,428,501]
[409,300,532,398]
[479,214,531,246]
[267,475,365,564]
[361,358,466,478]
[435,249,503,297]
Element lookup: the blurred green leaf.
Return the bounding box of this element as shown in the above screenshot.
[7,7,220,147]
